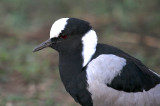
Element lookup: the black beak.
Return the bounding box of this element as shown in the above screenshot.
[33,39,52,52]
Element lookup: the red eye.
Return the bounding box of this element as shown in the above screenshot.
[61,35,67,39]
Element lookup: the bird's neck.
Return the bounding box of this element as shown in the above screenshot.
[58,29,98,85]
[59,50,83,85]
[81,30,98,67]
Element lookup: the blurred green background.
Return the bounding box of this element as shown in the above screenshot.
[0,0,160,106]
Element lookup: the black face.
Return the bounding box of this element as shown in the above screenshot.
[33,18,92,53]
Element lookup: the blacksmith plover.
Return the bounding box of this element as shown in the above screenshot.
[33,18,160,106]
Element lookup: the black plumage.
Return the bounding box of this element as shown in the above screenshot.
[92,44,160,92]
[33,18,160,106]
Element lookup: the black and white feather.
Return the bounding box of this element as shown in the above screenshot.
[34,18,160,106]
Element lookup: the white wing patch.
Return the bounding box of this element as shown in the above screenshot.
[82,30,97,67]
[50,18,69,39]
[86,54,160,106]
[86,54,126,84]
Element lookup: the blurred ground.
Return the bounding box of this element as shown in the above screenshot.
[0,0,160,106]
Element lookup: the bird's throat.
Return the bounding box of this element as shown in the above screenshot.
[59,51,84,85]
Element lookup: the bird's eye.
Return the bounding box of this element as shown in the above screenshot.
[61,34,67,39]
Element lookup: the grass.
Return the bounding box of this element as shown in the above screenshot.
[0,37,78,106]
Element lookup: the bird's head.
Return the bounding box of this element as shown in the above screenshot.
[33,18,98,66]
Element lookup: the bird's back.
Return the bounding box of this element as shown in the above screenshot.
[86,43,160,106]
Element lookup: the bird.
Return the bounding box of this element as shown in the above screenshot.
[33,18,160,106]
